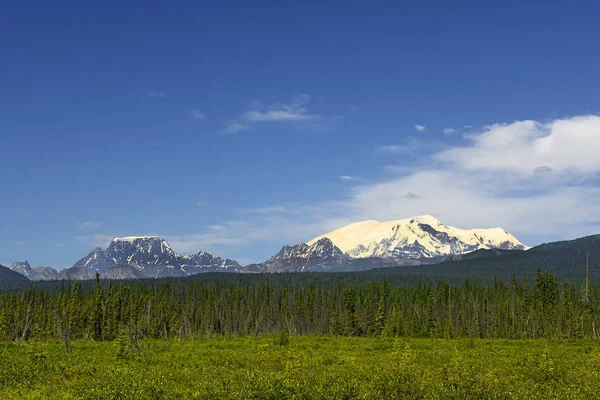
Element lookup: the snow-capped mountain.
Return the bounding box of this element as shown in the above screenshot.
[308,215,527,259]
[9,237,241,281]
[10,261,59,281]
[8,216,528,279]
[242,238,349,272]
[106,236,180,268]
[62,236,240,280]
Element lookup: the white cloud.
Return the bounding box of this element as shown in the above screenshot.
[378,137,446,156]
[77,220,103,229]
[244,95,318,122]
[437,116,600,175]
[191,110,206,120]
[159,115,600,261]
[225,121,249,134]
[339,175,355,181]
[443,128,456,135]
[414,124,426,132]
[196,201,209,207]
[224,95,334,134]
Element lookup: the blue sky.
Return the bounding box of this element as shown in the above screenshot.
[2,0,600,268]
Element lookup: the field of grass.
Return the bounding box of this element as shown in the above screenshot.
[1,336,600,399]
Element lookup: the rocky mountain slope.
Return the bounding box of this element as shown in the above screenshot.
[242,238,349,272]
[10,261,59,281]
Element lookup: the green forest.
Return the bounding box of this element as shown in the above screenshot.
[1,269,600,399]
[2,268,599,342]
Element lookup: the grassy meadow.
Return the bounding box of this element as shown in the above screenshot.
[1,336,600,399]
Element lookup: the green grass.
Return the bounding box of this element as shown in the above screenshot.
[1,337,600,399]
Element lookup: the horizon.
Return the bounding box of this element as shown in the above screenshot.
[3,1,600,269]
[3,213,586,270]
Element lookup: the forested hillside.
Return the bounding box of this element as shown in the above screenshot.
[391,233,600,283]
[0,265,30,289]
[2,268,599,343]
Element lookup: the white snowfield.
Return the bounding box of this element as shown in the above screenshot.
[307,215,527,259]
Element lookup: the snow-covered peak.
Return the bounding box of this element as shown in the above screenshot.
[308,215,527,259]
[10,261,34,278]
[106,236,177,267]
[67,236,240,278]
[113,236,160,243]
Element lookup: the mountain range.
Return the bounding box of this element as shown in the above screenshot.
[7,215,530,280]
[308,215,526,258]
[11,236,240,281]
[242,215,526,273]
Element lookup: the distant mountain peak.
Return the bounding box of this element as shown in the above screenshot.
[10,261,34,278]
[244,238,348,273]
[113,236,160,242]
[58,236,240,280]
[10,261,58,281]
[11,260,31,269]
[308,215,526,259]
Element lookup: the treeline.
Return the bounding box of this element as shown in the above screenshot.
[1,268,599,345]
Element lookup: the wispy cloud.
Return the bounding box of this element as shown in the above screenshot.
[77,233,114,248]
[414,124,426,132]
[14,240,25,245]
[164,208,350,257]
[244,95,318,122]
[191,110,206,120]
[378,144,409,154]
[443,128,456,135]
[225,121,249,134]
[146,91,168,99]
[339,175,355,182]
[224,95,331,134]
[378,137,446,156]
[196,201,209,207]
[77,220,103,229]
